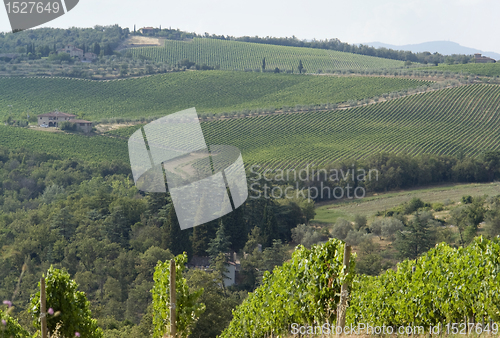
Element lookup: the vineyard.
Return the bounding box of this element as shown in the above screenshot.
[129,38,405,72]
[223,236,500,337]
[0,125,128,163]
[220,239,355,338]
[0,72,428,121]
[2,83,499,170]
[417,63,500,77]
[198,84,500,169]
[348,237,500,328]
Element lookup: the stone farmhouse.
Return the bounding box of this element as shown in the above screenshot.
[474,53,496,63]
[57,45,97,61]
[139,27,157,34]
[188,254,240,287]
[38,111,93,133]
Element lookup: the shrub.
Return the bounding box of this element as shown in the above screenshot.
[331,218,352,240]
[354,214,367,231]
[291,224,324,248]
[381,218,404,240]
[220,239,355,338]
[432,202,444,211]
[152,253,205,338]
[345,230,371,246]
[59,121,77,131]
[461,195,473,204]
[0,308,30,338]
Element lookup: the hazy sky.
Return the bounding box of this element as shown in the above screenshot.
[1,0,499,53]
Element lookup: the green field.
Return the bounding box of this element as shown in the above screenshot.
[417,63,500,77]
[313,182,500,224]
[0,71,428,121]
[129,38,405,72]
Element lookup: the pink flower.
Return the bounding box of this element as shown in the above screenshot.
[75,332,80,337]
[1,319,6,326]
[2,300,12,308]
[48,308,54,315]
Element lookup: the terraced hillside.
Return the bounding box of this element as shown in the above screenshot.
[0,72,428,121]
[129,38,405,72]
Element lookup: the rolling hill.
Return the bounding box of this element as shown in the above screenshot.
[416,63,500,77]
[0,71,428,121]
[363,41,500,60]
[128,38,405,72]
[4,83,499,170]
[200,84,500,168]
[0,124,128,163]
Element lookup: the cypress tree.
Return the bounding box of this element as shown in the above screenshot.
[160,204,191,257]
[261,204,279,248]
[207,220,231,262]
[222,204,247,252]
[191,224,209,256]
[395,212,432,259]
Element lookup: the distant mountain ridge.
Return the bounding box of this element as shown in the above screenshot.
[362,41,500,60]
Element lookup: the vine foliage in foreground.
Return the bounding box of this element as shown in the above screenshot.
[348,236,500,327]
[152,253,206,338]
[220,239,355,338]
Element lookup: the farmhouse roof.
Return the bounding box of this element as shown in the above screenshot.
[474,53,496,62]
[38,111,76,118]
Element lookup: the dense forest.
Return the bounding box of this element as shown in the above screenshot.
[0,25,128,56]
[0,146,309,336]
[0,144,499,336]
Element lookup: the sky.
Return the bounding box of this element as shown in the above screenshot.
[1,0,499,53]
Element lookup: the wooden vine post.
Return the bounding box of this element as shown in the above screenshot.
[337,244,351,334]
[170,259,176,338]
[40,277,48,338]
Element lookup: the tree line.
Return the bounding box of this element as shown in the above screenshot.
[0,25,127,55]
[263,151,500,202]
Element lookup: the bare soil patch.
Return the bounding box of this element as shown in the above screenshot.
[116,36,164,51]
[94,122,143,133]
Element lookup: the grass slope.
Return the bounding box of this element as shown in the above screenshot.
[0,71,428,121]
[313,182,500,224]
[417,63,500,77]
[129,38,405,71]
